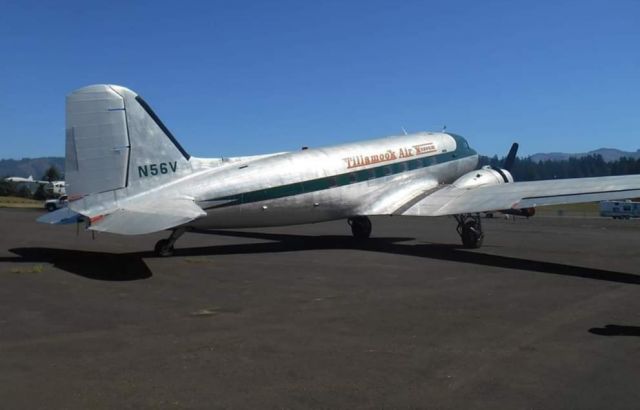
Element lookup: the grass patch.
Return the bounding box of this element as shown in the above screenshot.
[0,196,43,208]
[536,202,600,215]
[189,306,243,317]
[190,307,220,317]
[183,256,214,264]
[10,264,44,274]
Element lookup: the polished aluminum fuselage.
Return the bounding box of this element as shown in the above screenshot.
[182,132,478,229]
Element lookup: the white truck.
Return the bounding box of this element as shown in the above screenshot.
[599,200,640,219]
[44,195,68,212]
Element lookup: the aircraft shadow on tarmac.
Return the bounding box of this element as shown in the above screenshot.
[4,229,640,284]
[589,325,640,337]
[2,248,152,281]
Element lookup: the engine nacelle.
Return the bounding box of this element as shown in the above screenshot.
[501,207,536,217]
[453,165,514,189]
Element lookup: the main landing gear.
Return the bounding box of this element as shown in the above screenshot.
[455,213,484,248]
[348,216,372,239]
[154,227,186,257]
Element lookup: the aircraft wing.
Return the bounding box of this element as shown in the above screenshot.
[399,174,640,217]
[86,198,206,235]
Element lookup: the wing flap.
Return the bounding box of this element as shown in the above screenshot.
[89,198,206,235]
[403,174,640,216]
[356,177,439,216]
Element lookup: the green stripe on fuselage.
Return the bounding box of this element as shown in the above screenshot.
[203,138,476,210]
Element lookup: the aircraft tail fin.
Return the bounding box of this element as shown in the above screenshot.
[65,84,191,200]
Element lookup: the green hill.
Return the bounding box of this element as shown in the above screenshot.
[0,157,64,179]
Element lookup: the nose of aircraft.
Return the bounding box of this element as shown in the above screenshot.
[447,132,477,156]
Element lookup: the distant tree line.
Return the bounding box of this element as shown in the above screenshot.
[479,154,640,181]
[0,180,32,198]
[0,165,62,199]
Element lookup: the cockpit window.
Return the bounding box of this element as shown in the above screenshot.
[448,133,471,151]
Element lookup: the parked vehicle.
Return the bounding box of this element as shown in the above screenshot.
[44,195,68,212]
[599,200,640,219]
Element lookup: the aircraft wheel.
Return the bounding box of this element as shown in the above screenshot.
[461,221,484,248]
[348,216,372,239]
[154,239,174,257]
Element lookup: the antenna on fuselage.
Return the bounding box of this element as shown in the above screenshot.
[442,125,447,132]
[401,127,408,135]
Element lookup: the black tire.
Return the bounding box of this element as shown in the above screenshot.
[461,221,484,248]
[348,216,372,239]
[45,203,57,212]
[154,239,174,257]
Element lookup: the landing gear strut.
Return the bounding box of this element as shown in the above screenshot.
[348,216,372,239]
[455,213,484,248]
[154,227,187,257]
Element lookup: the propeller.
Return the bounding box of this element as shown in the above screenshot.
[503,142,519,172]
[486,142,519,183]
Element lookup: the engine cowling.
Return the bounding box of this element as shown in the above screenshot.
[453,165,514,189]
[452,166,536,218]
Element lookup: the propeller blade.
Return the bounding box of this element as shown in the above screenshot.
[504,142,519,171]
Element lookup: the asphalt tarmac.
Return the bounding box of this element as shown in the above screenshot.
[1,208,639,409]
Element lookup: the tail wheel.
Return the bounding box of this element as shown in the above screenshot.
[154,239,174,257]
[153,228,186,257]
[348,216,372,239]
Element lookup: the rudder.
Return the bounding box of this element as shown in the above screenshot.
[65,84,191,199]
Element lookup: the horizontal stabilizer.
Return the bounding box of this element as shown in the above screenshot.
[37,208,84,225]
[89,198,206,235]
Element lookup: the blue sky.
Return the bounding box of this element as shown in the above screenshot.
[1,0,638,159]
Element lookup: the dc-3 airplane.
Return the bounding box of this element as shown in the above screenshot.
[39,84,640,256]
